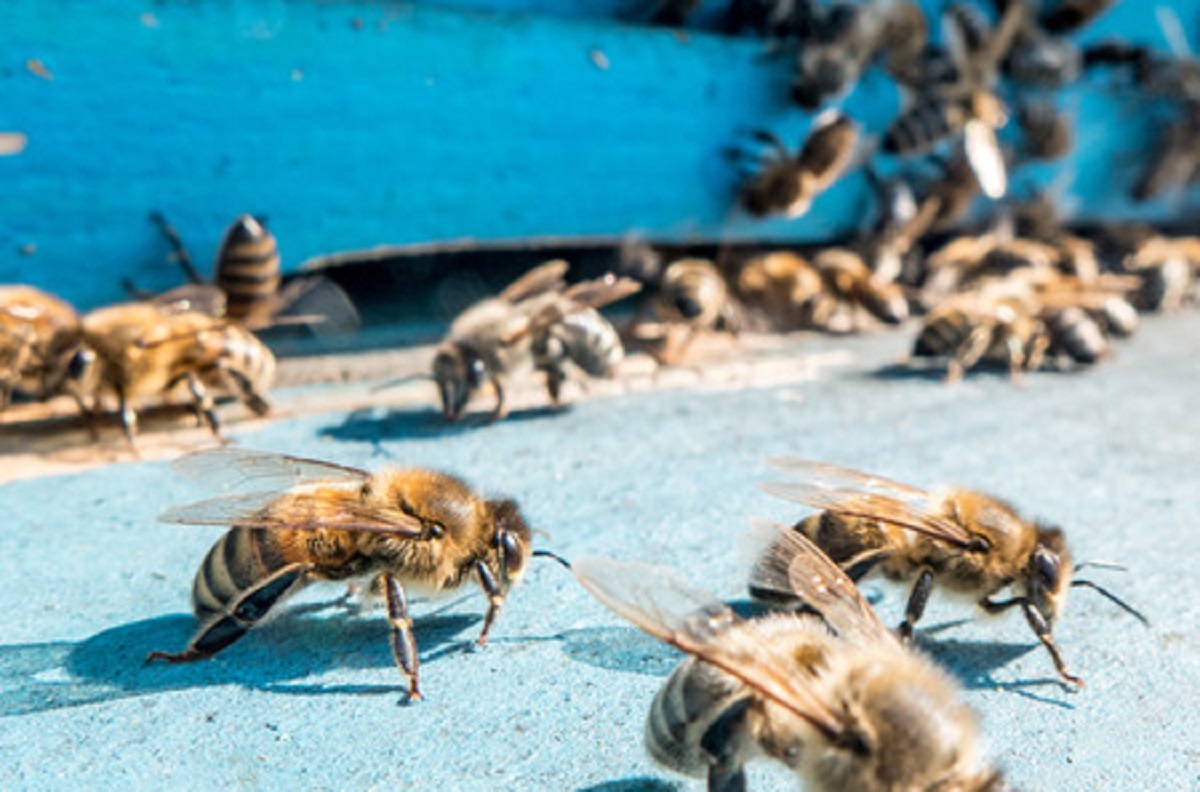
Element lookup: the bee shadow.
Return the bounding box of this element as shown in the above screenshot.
[319,403,569,443]
[0,606,479,717]
[575,778,681,792]
[915,633,1075,707]
[557,626,682,678]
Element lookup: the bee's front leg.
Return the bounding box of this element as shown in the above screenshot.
[474,560,506,646]
[383,574,422,702]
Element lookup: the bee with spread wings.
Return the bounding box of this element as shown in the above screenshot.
[574,529,1005,792]
[147,448,554,701]
[757,457,1149,687]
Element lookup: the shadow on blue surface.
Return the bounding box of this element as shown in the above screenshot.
[576,778,682,792]
[319,404,571,444]
[0,607,480,717]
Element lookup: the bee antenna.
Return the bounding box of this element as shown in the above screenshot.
[1074,560,1127,573]
[1070,580,1150,627]
[532,549,572,570]
[370,373,435,394]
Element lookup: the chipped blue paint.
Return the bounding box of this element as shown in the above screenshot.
[1,1,1198,309]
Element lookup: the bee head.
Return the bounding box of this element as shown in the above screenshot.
[432,343,486,422]
[488,499,532,590]
[1028,526,1072,627]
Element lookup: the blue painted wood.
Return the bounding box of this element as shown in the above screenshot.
[1,0,1198,309]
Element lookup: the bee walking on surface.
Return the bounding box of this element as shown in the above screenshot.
[432,260,640,422]
[0,285,80,407]
[575,527,1006,791]
[63,300,275,446]
[735,111,859,219]
[756,457,1149,687]
[147,449,560,701]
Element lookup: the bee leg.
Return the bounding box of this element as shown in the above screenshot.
[542,363,566,407]
[898,569,935,641]
[117,387,140,453]
[486,375,508,422]
[221,366,272,416]
[473,560,506,646]
[147,562,310,665]
[946,326,992,383]
[382,574,422,702]
[1020,600,1084,688]
[701,697,751,792]
[181,372,220,436]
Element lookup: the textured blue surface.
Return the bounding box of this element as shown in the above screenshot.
[0,310,1197,790]
[4,1,1200,310]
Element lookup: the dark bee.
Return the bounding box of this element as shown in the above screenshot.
[1039,0,1117,34]
[1015,99,1074,161]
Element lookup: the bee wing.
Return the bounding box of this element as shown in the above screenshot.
[503,275,641,344]
[265,276,362,337]
[796,111,859,194]
[168,448,370,493]
[158,490,425,536]
[964,120,1007,200]
[750,520,894,646]
[499,259,570,303]
[763,458,977,549]
[574,555,848,743]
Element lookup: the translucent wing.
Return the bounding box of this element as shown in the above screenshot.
[158,489,425,536]
[267,275,362,336]
[964,119,1007,199]
[762,458,977,548]
[573,555,848,744]
[151,284,227,317]
[169,448,370,494]
[499,259,570,303]
[504,274,641,344]
[748,520,893,646]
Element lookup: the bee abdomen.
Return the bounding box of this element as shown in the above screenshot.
[646,661,744,777]
[1047,307,1108,364]
[191,528,286,623]
[215,215,281,324]
[914,310,971,357]
[883,98,957,156]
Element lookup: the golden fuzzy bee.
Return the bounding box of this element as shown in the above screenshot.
[0,285,80,407]
[432,260,640,421]
[807,248,910,333]
[147,449,554,701]
[756,457,1148,687]
[911,290,1047,381]
[574,529,1005,792]
[736,251,825,331]
[64,301,275,445]
[1120,233,1200,312]
[642,257,741,363]
[736,111,859,219]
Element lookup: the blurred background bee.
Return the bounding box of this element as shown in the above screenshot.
[148,448,560,701]
[574,527,1005,792]
[758,457,1148,686]
[133,212,360,336]
[0,285,80,408]
[733,111,859,219]
[61,298,275,446]
[882,0,1023,200]
[432,259,640,421]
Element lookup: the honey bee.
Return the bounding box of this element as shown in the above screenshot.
[882,1,1023,199]
[1120,234,1200,311]
[644,257,742,362]
[1014,98,1074,161]
[911,289,1049,381]
[0,285,80,407]
[63,301,275,445]
[1002,11,1083,90]
[574,530,1005,791]
[736,111,859,219]
[808,248,910,333]
[531,306,626,405]
[140,212,360,335]
[757,457,1149,686]
[432,260,639,421]
[147,448,558,701]
[1131,105,1200,203]
[789,1,890,110]
[921,152,985,231]
[861,167,942,284]
[736,251,824,331]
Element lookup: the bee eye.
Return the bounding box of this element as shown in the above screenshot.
[1033,548,1061,590]
[497,531,522,579]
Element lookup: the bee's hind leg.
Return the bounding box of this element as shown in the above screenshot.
[146,562,310,664]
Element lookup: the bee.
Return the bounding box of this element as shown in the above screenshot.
[63,301,275,445]
[736,111,859,219]
[757,457,1149,686]
[1131,105,1200,203]
[1002,14,1083,90]
[432,260,639,421]
[139,212,360,335]
[574,529,1005,792]
[531,307,626,406]
[911,289,1049,381]
[147,448,559,701]
[642,257,743,362]
[736,251,825,331]
[1038,0,1117,33]
[808,248,910,333]
[861,167,942,284]
[0,285,80,407]
[789,1,889,110]
[882,1,1023,199]
[1121,234,1200,311]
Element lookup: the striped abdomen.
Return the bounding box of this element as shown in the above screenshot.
[203,325,276,413]
[883,96,962,156]
[913,307,974,358]
[215,215,281,326]
[191,528,292,624]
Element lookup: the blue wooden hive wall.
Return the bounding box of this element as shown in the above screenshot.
[1,0,1198,309]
